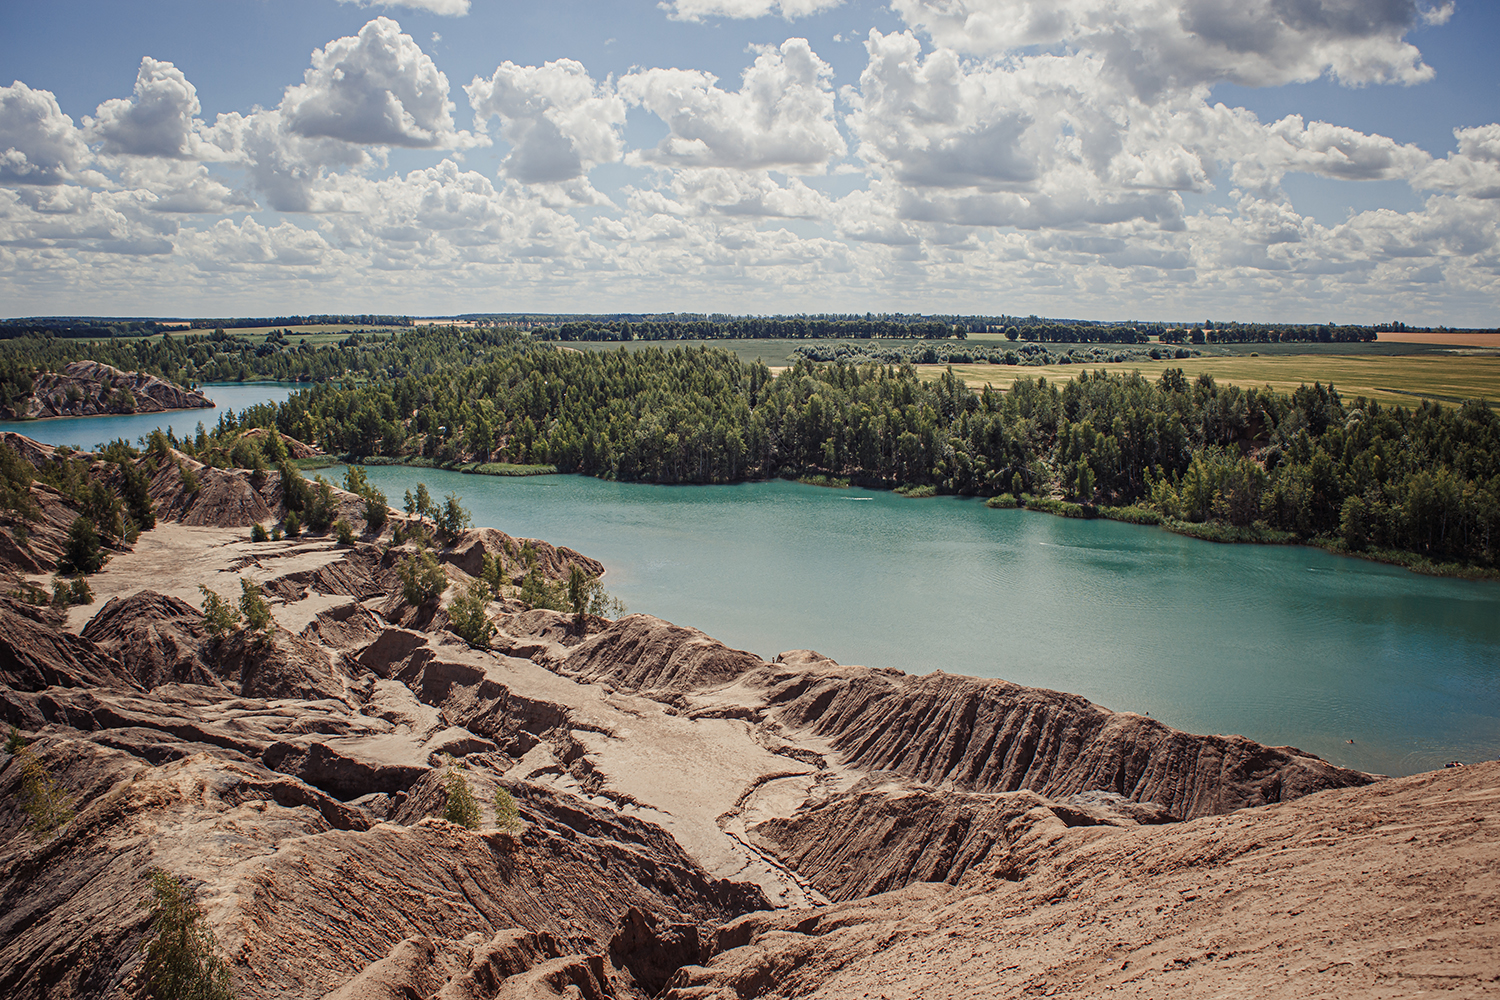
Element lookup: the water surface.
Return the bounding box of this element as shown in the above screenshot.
[319,466,1500,779]
[0,382,301,450]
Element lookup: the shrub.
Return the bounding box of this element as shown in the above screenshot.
[250,523,269,543]
[270,525,283,542]
[362,487,388,535]
[70,577,92,604]
[199,585,240,641]
[177,461,199,496]
[435,492,471,542]
[519,567,565,611]
[305,477,335,533]
[139,870,235,1000]
[5,725,24,754]
[333,519,354,546]
[60,516,105,575]
[282,510,301,538]
[398,549,447,606]
[480,551,505,595]
[238,579,273,643]
[14,745,73,837]
[446,582,495,649]
[985,493,1018,509]
[444,763,482,830]
[492,786,520,834]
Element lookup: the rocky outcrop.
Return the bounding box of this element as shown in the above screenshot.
[80,590,220,690]
[666,761,1500,1000]
[757,659,1371,821]
[442,527,603,583]
[5,360,212,420]
[0,599,139,692]
[550,614,765,696]
[324,930,619,1000]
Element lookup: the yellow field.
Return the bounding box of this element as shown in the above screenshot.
[923,354,1500,408]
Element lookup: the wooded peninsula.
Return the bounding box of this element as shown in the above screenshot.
[0,322,1495,575]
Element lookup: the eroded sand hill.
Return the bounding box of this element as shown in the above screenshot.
[0,434,1493,999]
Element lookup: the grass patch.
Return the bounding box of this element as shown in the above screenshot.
[1161,519,1297,545]
[985,493,1018,509]
[797,474,850,489]
[290,455,339,470]
[463,462,558,477]
[894,483,938,498]
[1097,504,1162,525]
[1024,496,1091,518]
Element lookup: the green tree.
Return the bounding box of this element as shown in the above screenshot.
[398,549,447,606]
[446,581,495,649]
[362,486,388,535]
[443,762,482,830]
[480,550,505,595]
[139,870,236,1000]
[238,579,273,643]
[492,786,520,834]
[435,492,471,542]
[333,518,354,546]
[567,565,588,620]
[61,516,105,575]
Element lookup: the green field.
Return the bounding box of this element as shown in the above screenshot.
[924,354,1500,408]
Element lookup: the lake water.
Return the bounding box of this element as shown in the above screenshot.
[0,382,302,450]
[2,387,1492,780]
[313,465,1500,780]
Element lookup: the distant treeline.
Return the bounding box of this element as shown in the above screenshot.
[0,315,413,340]
[0,325,523,406]
[168,335,1499,570]
[1160,323,1377,344]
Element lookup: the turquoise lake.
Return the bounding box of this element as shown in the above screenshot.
[2,383,1494,780]
[323,465,1500,780]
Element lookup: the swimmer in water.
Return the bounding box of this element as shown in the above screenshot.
[1347,739,1355,744]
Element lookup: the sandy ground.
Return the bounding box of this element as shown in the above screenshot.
[780,762,1500,1000]
[48,523,349,633]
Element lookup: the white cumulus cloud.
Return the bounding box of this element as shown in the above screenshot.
[621,38,845,172]
[0,82,91,186]
[890,0,1452,98]
[86,57,210,159]
[282,16,473,148]
[466,59,625,186]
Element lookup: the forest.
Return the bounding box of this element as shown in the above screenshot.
[118,328,1498,573]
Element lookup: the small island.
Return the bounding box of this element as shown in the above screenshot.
[2,360,212,421]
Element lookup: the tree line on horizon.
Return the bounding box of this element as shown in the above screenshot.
[155,338,1499,571]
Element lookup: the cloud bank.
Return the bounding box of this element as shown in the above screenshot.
[1,7,1496,324]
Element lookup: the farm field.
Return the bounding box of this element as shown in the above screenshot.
[923,353,1500,409]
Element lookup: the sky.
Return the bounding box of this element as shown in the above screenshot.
[1,0,1498,325]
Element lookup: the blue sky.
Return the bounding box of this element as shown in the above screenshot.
[2,0,1497,323]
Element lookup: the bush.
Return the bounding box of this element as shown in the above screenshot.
[985,493,1018,509]
[436,492,471,543]
[5,725,24,754]
[250,523,269,543]
[14,745,73,838]
[362,487,388,535]
[199,585,240,641]
[519,567,565,611]
[282,510,301,538]
[444,763,482,830]
[481,551,505,595]
[139,870,235,1000]
[270,525,283,542]
[239,578,273,642]
[493,786,519,834]
[60,516,105,575]
[446,582,495,649]
[333,519,354,546]
[70,577,92,604]
[398,549,447,606]
[177,461,199,496]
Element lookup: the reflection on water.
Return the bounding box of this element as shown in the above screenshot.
[313,465,1500,779]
